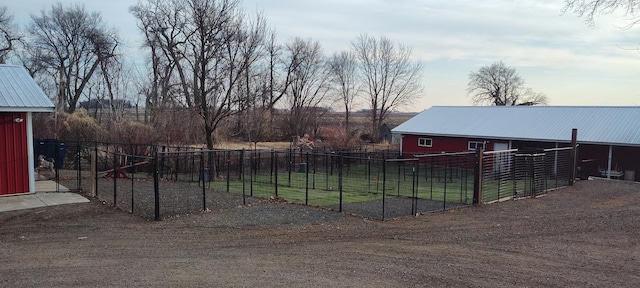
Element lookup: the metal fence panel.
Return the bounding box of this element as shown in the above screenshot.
[44,142,575,221]
[481,147,574,203]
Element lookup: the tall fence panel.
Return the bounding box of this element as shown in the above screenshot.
[481,149,517,203]
[155,149,246,219]
[336,155,387,219]
[481,147,574,203]
[413,152,475,211]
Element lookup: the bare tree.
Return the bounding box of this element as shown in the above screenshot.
[0,6,21,64]
[467,61,548,106]
[258,29,301,140]
[92,57,136,120]
[131,0,266,149]
[26,3,120,113]
[284,37,331,138]
[352,34,423,142]
[130,0,183,123]
[563,0,640,27]
[327,50,359,134]
[233,32,271,143]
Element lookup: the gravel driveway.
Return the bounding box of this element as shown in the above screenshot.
[1,178,639,287]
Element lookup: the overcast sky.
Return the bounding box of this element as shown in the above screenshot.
[6,0,640,111]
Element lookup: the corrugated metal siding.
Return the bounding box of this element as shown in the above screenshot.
[0,113,29,195]
[0,65,54,112]
[392,106,640,146]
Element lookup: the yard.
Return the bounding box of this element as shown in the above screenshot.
[1,178,639,287]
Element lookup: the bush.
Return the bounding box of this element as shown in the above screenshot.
[105,118,157,145]
[317,125,361,150]
[32,109,103,141]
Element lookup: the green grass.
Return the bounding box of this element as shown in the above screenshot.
[197,164,475,206]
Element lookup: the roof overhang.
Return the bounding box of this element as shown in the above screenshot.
[0,107,55,113]
[393,131,640,148]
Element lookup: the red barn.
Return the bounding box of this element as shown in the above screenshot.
[392,106,640,181]
[0,65,55,196]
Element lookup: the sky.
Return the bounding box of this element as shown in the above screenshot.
[6,0,640,112]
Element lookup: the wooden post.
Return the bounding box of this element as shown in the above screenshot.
[89,148,97,197]
[570,128,578,186]
[473,146,484,205]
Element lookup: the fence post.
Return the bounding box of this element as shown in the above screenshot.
[305,152,309,205]
[90,143,97,198]
[250,150,254,197]
[226,151,230,193]
[512,152,517,198]
[270,150,274,184]
[153,146,160,221]
[274,151,278,196]
[412,159,417,216]
[339,154,343,212]
[201,150,207,210]
[287,149,292,187]
[76,141,81,191]
[570,128,578,186]
[241,149,246,204]
[104,143,109,170]
[443,155,448,211]
[473,147,484,205]
[382,157,387,221]
[429,157,434,200]
[325,153,329,190]
[312,151,316,190]
[113,149,117,207]
[160,146,166,179]
[130,159,134,213]
[396,159,401,197]
[367,154,372,191]
[256,149,260,178]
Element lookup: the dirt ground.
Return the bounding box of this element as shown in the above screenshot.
[1,178,639,287]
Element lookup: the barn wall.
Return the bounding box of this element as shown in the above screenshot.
[399,134,640,181]
[401,135,574,155]
[400,134,501,156]
[0,112,29,195]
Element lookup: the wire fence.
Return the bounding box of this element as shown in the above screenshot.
[481,147,574,203]
[35,141,575,221]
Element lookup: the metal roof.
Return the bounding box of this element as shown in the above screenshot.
[0,65,54,112]
[392,106,640,146]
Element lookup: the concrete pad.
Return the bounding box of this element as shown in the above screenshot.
[1,180,88,213]
[0,192,89,213]
[35,193,89,206]
[0,195,46,212]
[35,179,71,192]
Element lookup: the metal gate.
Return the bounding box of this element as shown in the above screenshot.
[482,147,574,203]
[513,148,547,198]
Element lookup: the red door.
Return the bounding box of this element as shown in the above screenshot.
[0,112,29,195]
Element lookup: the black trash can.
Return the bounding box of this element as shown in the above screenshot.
[299,163,307,173]
[33,139,66,169]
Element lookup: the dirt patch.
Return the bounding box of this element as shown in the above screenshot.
[1,178,639,287]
